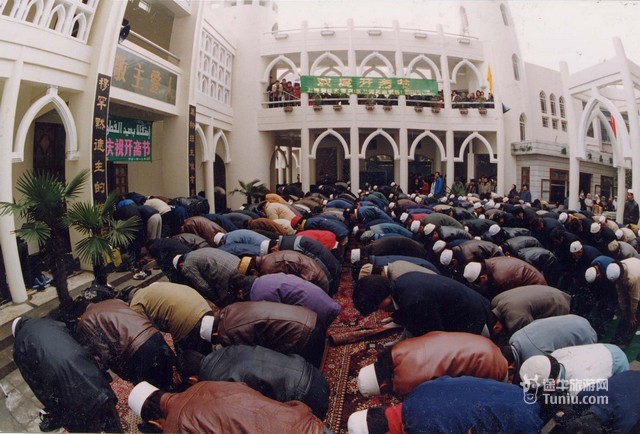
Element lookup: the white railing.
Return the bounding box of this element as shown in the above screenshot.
[1,0,97,43]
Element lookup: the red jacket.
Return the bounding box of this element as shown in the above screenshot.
[296,229,337,251]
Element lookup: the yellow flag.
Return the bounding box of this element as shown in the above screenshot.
[487,65,493,94]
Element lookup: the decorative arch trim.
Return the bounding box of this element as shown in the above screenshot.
[360,129,399,160]
[359,52,394,77]
[195,124,209,161]
[455,132,496,163]
[261,55,299,84]
[409,130,447,161]
[212,130,231,163]
[405,55,442,82]
[450,59,483,88]
[578,88,631,168]
[310,52,346,76]
[13,86,78,162]
[310,129,350,159]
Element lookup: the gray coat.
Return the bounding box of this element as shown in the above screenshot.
[181,247,240,306]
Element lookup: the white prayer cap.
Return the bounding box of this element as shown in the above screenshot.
[558,213,568,224]
[415,197,423,204]
[199,315,215,342]
[599,215,606,223]
[352,225,360,236]
[213,232,225,246]
[606,263,622,281]
[463,262,482,283]
[584,267,597,284]
[519,356,551,389]
[11,317,21,337]
[128,381,160,418]
[351,249,361,263]
[488,224,501,236]
[389,202,396,209]
[400,212,409,223]
[172,255,182,269]
[473,202,482,210]
[569,241,583,253]
[260,240,271,256]
[357,364,381,397]
[615,229,623,240]
[423,223,436,236]
[410,220,421,233]
[440,249,453,266]
[590,222,601,234]
[432,240,447,254]
[347,409,370,434]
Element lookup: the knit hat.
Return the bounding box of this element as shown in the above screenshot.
[615,229,624,240]
[357,364,381,397]
[358,263,374,280]
[488,224,501,236]
[558,212,568,224]
[590,222,601,234]
[399,213,409,223]
[199,315,215,342]
[607,240,620,254]
[569,241,583,253]
[440,249,453,266]
[519,356,551,389]
[172,255,182,270]
[290,215,303,228]
[128,381,160,418]
[432,240,447,254]
[584,267,597,284]
[348,409,370,434]
[237,256,253,275]
[423,223,436,236]
[410,220,421,233]
[213,232,225,246]
[606,263,622,281]
[260,240,272,256]
[463,262,482,283]
[351,249,361,263]
[11,317,21,337]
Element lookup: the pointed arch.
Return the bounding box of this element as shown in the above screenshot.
[409,131,447,161]
[196,124,209,161]
[310,129,350,159]
[454,132,496,163]
[13,86,78,162]
[46,4,66,32]
[310,52,346,76]
[578,89,631,167]
[405,55,442,82]
[359,52,394,77]
[70,13,88,41]
[261,55,299,84]
[19,0,43,23]
[360,129,399,160]
[212,130,231,163]
[450,59,483,88]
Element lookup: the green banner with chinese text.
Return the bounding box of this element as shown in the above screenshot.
[300,75,438,96]
[106,115,152,162]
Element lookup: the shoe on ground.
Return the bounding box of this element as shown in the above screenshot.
[132,270,147,280]
[39,410,62,432]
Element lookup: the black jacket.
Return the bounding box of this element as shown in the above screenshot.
[13,318,116,426]
[624,199,639,225]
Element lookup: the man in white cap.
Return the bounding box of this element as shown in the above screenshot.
[12,317,121,432]
[211,228,269,248]
[172,247,241,307]
[462,256,547,299]
[624,189,639,225]
[439,239,503,281]
[128,380,327,433]
[348,377,542,434]
[606,257,640,347]
[350,236,427,264]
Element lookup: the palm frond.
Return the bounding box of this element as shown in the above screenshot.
[101,193,120,218]
[66,202,103,235]
[14,221,51,245]
[64,169,89,200]
[15,171,66,213]
[74,236,112,265]
[106,217,141,247]
[0,201,26,217]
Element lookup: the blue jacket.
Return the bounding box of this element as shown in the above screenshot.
[223,229,269,246]
[433,176,444,196]
[370,222,414,239]
[204,213,238,232]
[303,216,350,240]
[218,243,261,257]
[356,205,393,226]
[402,376,542,434]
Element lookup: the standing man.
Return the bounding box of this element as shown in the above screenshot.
[432,171,444,198]
[623,189,639,225]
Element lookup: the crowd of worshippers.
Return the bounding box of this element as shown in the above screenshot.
[10,181,640,433]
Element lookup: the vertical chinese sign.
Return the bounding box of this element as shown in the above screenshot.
[188,105,196,196]
[92,73,111,203]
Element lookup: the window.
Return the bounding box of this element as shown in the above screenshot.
[500,4,509,26]
[542,117,549,128]
[550,94,557,116]
[601,176,614,200]
[561,120,567,132]
[519,113,526,140]
[559,96,566,118]
[521,167,530,189]
[512,54,520,81]
[550,169,569,205]
[198,29,233,105]
[539,91,547,114]
[552,119,558,129]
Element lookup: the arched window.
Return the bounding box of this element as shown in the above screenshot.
[460,6,469,35]
[550,94,557,116]
[512,54,520,81]
[559,96,566,118]
[539,91,547,114]
[500,4,509,26]
[519,113,526,141]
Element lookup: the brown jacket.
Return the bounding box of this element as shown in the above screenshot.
[255,250,330,293]
[248,217,288,235]
[77,299,158,365]
[484,256,547,297]
[215,301,316,354]
[160,381,325,434]
[390,331,508,397]
[180,216,225,247]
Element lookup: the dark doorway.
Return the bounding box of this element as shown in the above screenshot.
[579,172,592,195]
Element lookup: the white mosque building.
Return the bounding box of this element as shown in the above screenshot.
[0,0,638,303]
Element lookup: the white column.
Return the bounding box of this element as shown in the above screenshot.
[301,127,310,192]
[614,39,640,195]
[0,58,28,304]
[467,152,476,181]
[560,61,580,210]
[446,130,455,188]
[350,127,360,193]
[438,25,452,111]
[399,127,408,191]
[205,126,215,213]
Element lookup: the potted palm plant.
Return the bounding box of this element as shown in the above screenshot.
[0,170,138,308]
[230,179,267,205]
